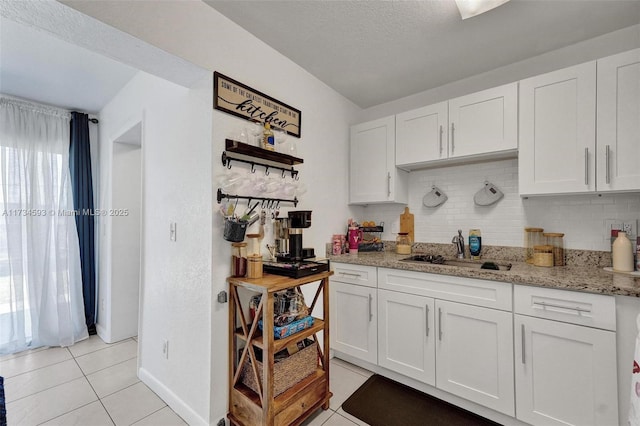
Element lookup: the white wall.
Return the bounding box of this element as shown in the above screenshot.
[66,2,362,424]
[98,71,213,426]
[110,142,141,341]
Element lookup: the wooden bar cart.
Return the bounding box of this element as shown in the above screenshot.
[227,271,333,426]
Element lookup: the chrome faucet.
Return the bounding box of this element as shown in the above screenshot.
[452,229,465,259]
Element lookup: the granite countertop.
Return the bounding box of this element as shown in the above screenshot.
[327,250,640,298]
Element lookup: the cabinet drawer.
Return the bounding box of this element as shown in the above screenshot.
[331,263,377,288]
[275,376,326,426]
[378,268,512,311]
[514,285,616,331]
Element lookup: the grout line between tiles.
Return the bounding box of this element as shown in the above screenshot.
[70,337,135,359]
[71,345,117,426]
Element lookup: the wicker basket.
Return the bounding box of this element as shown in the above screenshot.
[241,341,318,396]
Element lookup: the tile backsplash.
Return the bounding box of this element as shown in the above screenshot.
[364,159,640,251]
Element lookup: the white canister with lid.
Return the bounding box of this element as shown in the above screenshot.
[612,231,634,272]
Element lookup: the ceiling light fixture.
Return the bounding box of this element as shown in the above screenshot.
[454,0,511,19]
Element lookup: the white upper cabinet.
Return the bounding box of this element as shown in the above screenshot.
[395,83,517,170]
[597,49,640,192]
[350,116,408,204]
[395,102,448,167]
[448,82,518,159]
[519,61,597,196]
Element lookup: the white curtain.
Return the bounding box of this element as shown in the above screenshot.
[0,96,88,354]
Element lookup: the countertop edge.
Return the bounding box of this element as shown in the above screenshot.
[327,252,640,298]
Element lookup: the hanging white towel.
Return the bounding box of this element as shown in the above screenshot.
[629,313,640,425]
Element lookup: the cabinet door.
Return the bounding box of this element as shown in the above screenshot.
[435,300,514,416]
[330,281,377,364]
[448,82,518,159]
[350,116,407,204]
[519,62,597,195]
[514,315,618,426]
[597,49,640,192]
[378,289,435,386]
[396,102,448,167]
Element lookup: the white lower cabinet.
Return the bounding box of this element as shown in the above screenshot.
[514,315,618,426]
[435,299,515,416]
[514,285,618,426]
[330,280,377,364]
[331,265,620,425]
[377,289,435,385]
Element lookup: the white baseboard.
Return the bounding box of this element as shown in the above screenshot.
[95,323,110,343]
[138,367,209,426]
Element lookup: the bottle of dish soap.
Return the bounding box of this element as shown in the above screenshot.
[469,229,482,260]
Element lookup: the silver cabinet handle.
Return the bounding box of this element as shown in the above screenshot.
[450,123,455,155]
[584,147,589,185]
[521,323,526,364]
[387,172,391,196]
[438,308,442,341]
[339,272,361,278]
[368,294,373,322]
[439,125,443,157]
[605,145,611,184]
[533,301,591,313]
[425,305,430,337]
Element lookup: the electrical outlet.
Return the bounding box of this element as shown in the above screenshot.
[162,339,169,359]
[604,219,623,240]
[622,219,638,238]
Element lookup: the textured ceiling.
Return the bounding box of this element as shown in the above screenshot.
[205,0,640,108]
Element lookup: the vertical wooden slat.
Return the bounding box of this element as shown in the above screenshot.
[264,291,275,425]
[321,278,331,409]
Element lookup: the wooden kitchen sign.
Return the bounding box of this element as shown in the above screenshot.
[214,72,301,138]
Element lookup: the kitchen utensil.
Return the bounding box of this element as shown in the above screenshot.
[423,185,448,208]
[473,181,504,206]
[399,207,414,243]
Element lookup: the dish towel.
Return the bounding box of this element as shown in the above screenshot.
[630,314,640,425]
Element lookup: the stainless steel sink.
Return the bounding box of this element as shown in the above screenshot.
[442,259,512,271]
[400,255,512,271]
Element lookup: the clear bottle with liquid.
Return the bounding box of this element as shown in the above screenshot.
[469,229,482,260]
[262,123,275,151]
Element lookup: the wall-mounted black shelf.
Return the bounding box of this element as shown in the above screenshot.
[217,188,299,207]
[222,139,302,179]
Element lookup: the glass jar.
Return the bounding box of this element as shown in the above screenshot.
[396,232,412,255]
[524,228,544,264]
[543,232,565,266]
[533,245,554,267]
[231,242,247,277]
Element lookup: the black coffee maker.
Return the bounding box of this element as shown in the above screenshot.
[279,210,313,261]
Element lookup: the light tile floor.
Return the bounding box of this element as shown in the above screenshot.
[0,335,373,426]
[0,335,186,426]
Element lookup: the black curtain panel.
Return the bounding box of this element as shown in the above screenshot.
[69,112,97,335]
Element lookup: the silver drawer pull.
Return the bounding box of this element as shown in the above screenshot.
[339,272,362,278]
[368,294,373,322]
[438,308,443,341]
[533,301,591,313]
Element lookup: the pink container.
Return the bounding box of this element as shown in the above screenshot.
[348,227,363,253]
